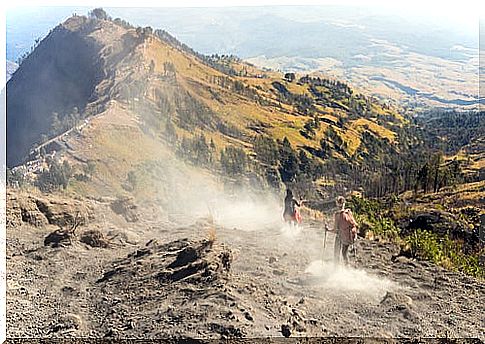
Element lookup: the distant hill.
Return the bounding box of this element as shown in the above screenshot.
[78,7,482,110]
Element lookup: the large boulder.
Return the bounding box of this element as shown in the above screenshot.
[7,192,48,227]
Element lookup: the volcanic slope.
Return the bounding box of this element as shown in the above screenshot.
[6,190,484,339]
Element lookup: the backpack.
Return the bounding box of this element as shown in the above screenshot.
[337,209,357,244]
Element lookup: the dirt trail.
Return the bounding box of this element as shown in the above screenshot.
[6,206,485,339]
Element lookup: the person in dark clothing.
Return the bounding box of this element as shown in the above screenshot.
[283,188,302,226]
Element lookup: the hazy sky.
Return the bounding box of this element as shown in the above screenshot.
[6,3,480,35]
[6,4,480,63]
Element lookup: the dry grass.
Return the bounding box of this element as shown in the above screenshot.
[300,205,327,222]
[334,126,362,156]
[284,81,310,95]
[350,118,397,143]
[400,180,484,215]
[207,226,217,243]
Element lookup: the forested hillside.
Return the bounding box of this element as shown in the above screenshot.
[5,10,409,199]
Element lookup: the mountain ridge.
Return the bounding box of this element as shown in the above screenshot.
[7,12,412,201]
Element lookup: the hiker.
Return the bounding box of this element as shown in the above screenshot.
[283,188,302,226]
[329,196,358,265]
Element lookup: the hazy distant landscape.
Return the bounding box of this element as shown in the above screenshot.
[7,6,480,109]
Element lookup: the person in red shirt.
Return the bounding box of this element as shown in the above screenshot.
[329,196,358,265]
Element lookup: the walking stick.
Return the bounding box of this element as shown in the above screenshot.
[351,233,357,263]
[323,224,328,249]
[322,224,328,264]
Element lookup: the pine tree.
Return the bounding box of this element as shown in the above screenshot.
[254,136,279,166]
[431,153,443,193]
[220,146,247,176]
[417,162,430,193]
[279,137,299,183]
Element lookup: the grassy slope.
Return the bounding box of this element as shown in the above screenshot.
[141,30,405,153]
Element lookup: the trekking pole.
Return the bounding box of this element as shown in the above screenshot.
[351,236,357,263]
[323,224,328,249]
[322,224,328,264]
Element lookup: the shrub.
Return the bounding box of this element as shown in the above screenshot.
[36,159,72,192]
[372,216,400,241]
[405,229,484,279]
[348,195,382,216]
[88,8,110,20]
[347,196,400,239]
[406,229,442,263]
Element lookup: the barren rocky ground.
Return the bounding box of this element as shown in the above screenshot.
[6,191,485,340]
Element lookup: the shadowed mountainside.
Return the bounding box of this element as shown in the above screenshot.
[6,17,110,166]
